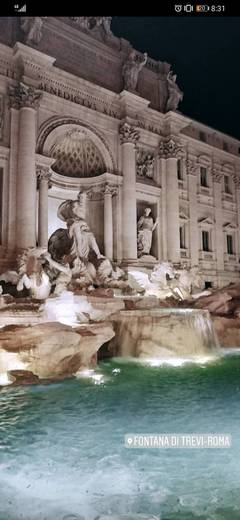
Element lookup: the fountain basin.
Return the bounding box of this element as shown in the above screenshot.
[0,356,239,519]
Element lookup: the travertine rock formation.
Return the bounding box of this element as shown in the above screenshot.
[0,321,114,384]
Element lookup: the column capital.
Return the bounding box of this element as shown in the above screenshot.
[86,186,103,201]
[103,183,118,196]
[158,136,183,159]
[212,171,223,183]
[119,121,139,145]
[211,162,223,183]
[86,183,118,200]
[36,165,52,188]
[233,174,240,189]
[8,82,43,109]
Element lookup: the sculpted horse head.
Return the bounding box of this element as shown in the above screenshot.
[17,248,51,299]
[149,261,175,288]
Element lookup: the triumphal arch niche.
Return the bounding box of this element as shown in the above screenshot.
[37,118,120,262]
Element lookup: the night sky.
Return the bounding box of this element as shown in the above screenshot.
[112,17,240,140]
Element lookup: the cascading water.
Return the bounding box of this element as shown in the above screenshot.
[110,308,220,359]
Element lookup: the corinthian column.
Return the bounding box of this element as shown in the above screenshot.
[119,122,139,261]
[213,165,224,272]
[37,166,52,248]
[233,173,240,262]
[8,82,42,249]
[158,137,182,263]
[187,155,198,266]
[103,184,115,260]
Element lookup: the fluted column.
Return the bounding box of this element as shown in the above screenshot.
[157,155,167,260]
[37,166,52,248]
[7,106,19,249]
[119,122,139,261]
[213,165,224,272]
[187,155,199,266]
[8,82,42,249]
[159,137,182,263]
[104,184,114,260]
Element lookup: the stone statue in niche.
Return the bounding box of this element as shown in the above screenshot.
[137,208,159,257]
[122,50,148,91]
[166,70,183,112]
[20,17,45,46]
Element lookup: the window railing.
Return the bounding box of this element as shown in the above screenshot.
[180,248,188,258]
[224,253,237,263]
[199,250,215,261]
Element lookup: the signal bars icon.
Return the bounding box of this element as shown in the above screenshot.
[14,3,27,12]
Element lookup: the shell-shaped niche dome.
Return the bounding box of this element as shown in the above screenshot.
[51,129,106,178]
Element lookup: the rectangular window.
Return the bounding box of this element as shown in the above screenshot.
[177,159,183,180]
[200,167,208,187]
[224,175,231,194]
[205,281,213,289]
[0,168,2,245]
[202,230,210,252]
[179,226,185,249]
[227,234,233,255]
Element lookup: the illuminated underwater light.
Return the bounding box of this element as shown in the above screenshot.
[136,355,219,368]
[75,369,106,384]
[0,372,14,386]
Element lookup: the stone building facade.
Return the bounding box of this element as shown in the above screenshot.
[0,16,240,287]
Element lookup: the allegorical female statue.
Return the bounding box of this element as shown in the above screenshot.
[122,50,148,91]
[137,208,158,257]
[20,17,45,45]
[166,70,183,111]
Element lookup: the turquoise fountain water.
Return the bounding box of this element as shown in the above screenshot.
[0,353,240,520]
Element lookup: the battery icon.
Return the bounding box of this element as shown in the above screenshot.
[196,4,209,11]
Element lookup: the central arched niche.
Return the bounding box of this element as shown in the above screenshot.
[51,128,106,178]
[41,123,115,178]
[41,121,114,255]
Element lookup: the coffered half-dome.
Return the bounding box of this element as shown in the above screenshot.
[51,129,106,178]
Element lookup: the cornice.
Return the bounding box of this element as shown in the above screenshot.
[184,134,240,162]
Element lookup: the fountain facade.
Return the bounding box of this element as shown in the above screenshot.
[0,188,235,387]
